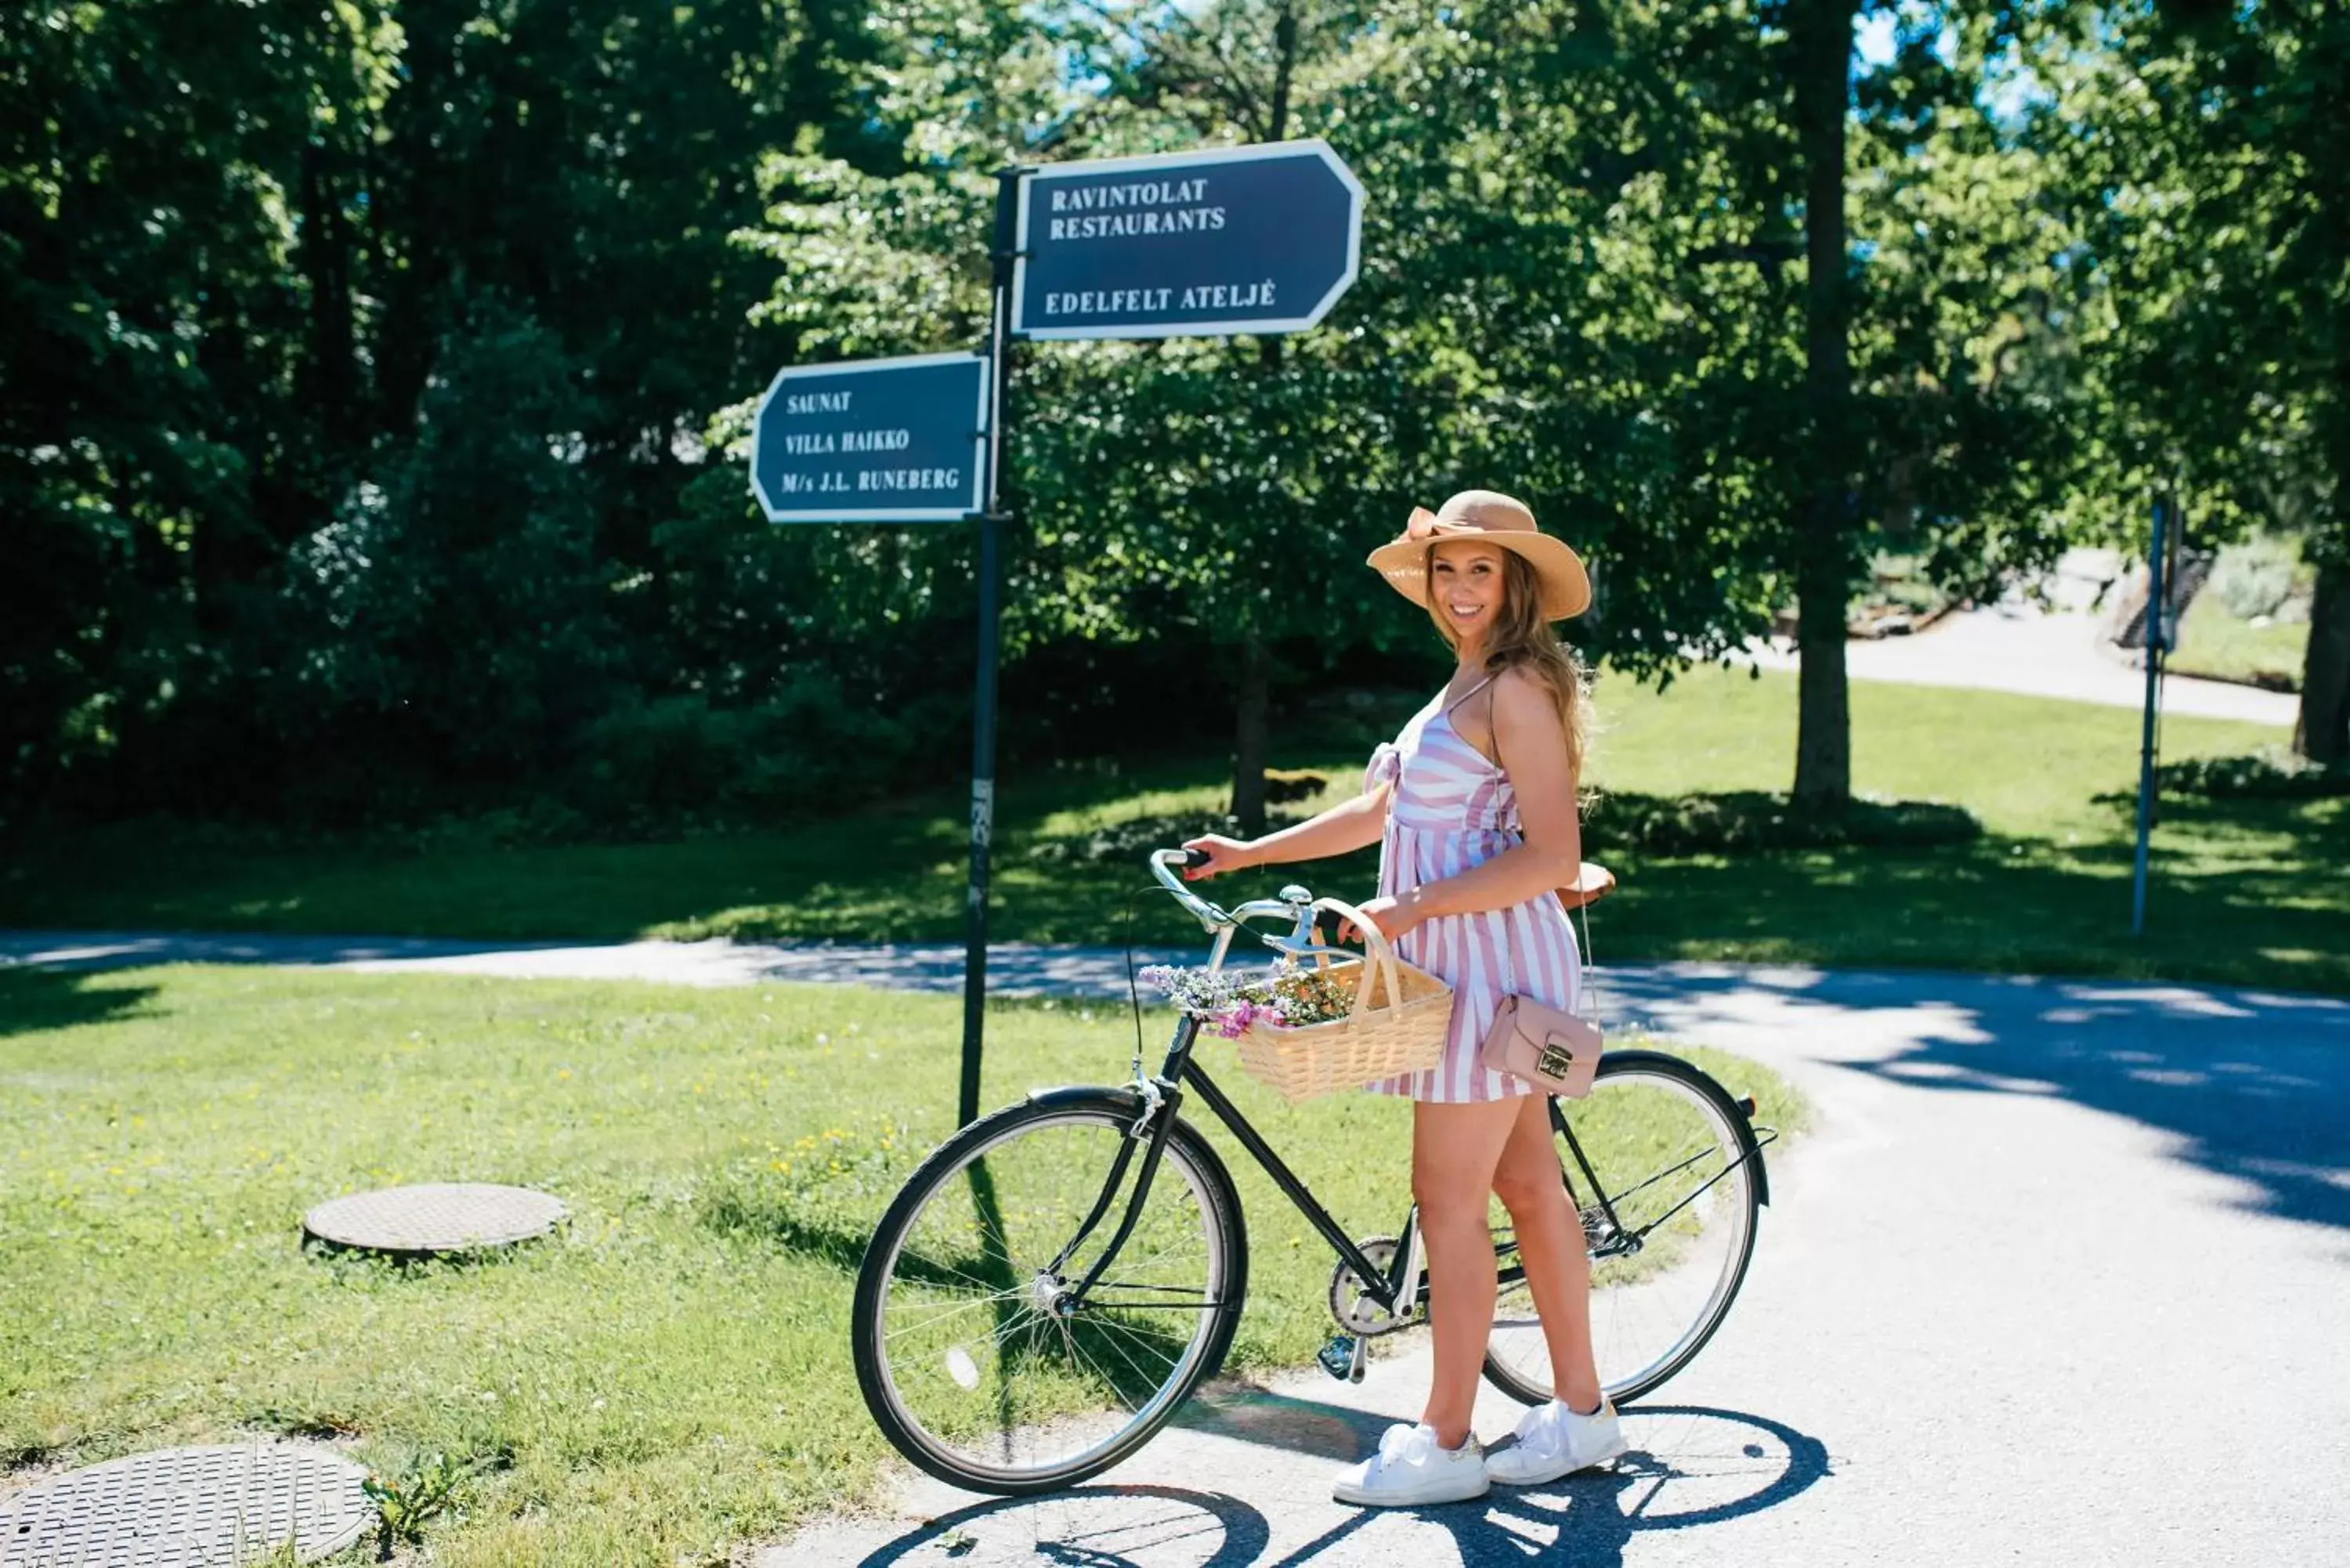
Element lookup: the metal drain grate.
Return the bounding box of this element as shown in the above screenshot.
[0,1442,371,1567]
[302,1182,567,1255]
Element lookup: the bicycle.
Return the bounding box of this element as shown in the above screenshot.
[850,847,1777,1495]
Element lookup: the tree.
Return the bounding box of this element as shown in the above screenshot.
[2026,0,2350,764]
[279,298,619,787]
[1014,1,1807,822]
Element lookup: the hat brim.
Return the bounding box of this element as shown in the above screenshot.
[1367,527,1592,621]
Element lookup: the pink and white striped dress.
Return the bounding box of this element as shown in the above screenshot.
[1361,678,1585,1104]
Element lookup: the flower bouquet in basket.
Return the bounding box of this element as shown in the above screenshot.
[1139,916,1453,1102]
[1137,960,1362,1039]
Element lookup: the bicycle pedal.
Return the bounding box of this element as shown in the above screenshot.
[1317,1335,1358,1382]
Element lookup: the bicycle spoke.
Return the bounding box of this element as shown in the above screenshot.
[861,1104,1231,1490]
[1484,1059,1759,1409]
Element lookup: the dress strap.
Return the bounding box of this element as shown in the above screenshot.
[1441,673,1497,717]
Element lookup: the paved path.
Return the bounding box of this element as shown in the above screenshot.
[0,930,1212,992]
[1733,604,2298,725]
[9,931,2348,1565]
[1729,548,2299,726]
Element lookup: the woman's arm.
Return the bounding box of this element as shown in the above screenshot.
[1352,671,1580,935]
[1181,784,1388,879]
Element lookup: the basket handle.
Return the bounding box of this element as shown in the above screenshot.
[1307,896,1406,1019]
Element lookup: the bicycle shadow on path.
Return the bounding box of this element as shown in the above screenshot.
[761,1397,1827,1567]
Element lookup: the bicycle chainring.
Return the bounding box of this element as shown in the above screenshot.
[1328,1235,1410,1336]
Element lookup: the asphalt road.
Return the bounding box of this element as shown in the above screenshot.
[13,932,2343,1565]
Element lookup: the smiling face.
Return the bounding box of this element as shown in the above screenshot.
[1427,539,1513,645]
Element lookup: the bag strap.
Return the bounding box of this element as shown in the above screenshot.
[1575,880,1603,1030]
[1496,874,1602,1029]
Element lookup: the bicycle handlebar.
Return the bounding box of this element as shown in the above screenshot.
[1149,848,1318,941]
[1148,847,1226,930]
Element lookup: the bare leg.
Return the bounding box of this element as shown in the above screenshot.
[1491,1093,1604,1413]
[1412,1097,1524,1449]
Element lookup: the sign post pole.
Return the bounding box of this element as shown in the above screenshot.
[959,167,1025,1128]
[757,139,1362,1128]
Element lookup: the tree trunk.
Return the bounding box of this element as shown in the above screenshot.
[2296,558,2350,765]
[298,141,358,455]
[1232,633,1271,836]
[2308,275,2350,764]
[1789,0,1857,807]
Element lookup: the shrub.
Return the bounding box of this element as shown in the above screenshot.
[572,674,964,829]
[1020,792,1979,865]
[1579,790,1982,855]
[1022,809,1311,866]
[2206,537,2306,621]
[2153,749,2350,800]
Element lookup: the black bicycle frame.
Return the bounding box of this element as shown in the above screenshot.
[1062,1011,1777,1319]
[1061,1013,1412,1314]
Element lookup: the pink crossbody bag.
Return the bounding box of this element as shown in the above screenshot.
[1477,795,1604,1093]
[1476,880,1605,1097]
[1478,975,1603,1098]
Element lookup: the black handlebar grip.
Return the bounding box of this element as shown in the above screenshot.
[1180,847,1211,869]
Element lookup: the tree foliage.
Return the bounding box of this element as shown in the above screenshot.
[2019,0,2350,761]
[1,0,2334,829]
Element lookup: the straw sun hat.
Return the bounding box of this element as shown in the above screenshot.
[1365,490,1592,622]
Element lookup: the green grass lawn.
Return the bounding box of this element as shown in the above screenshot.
[2170,591,2309,691]
[0,966,1806,1565]
[3,669,2342,994]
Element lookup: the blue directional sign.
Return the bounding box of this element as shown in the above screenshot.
[750,352,989,523]
[1012,139,1364,341]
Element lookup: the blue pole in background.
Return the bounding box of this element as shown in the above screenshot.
[2131,493,2171,938]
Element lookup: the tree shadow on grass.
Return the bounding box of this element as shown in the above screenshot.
[0,966,159,1040]
[700,1192,877,1275]
[1596,793,2350,998]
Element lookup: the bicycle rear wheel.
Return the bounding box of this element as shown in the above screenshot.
[851,1087,1247,1494]
[1484,1050,1762,1407]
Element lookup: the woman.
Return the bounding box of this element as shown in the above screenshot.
[1184,490,1621,1507]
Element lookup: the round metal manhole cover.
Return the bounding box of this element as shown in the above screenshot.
[302,1182,567,1255]
[0,1442,371,1567]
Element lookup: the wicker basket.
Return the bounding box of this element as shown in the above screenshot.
[1232,897,1455,1102]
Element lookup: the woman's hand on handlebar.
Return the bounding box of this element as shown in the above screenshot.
[1179,834,1256,880]
[1331,894,1423,947]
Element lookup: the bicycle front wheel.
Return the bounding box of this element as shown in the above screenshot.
[1484,1050,1762,1407]
[850,1087,1248,1494]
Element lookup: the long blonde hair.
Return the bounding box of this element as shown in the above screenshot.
[1423,544,1593,779]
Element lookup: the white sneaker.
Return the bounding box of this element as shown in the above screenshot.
[1483,1397,1628,1486]
[1331,1422,1490,1507]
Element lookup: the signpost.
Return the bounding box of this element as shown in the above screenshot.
[1014,139,1363,340]
[750,138,1363,1127]
[750,352,989,523]
[2131,493,2177,938]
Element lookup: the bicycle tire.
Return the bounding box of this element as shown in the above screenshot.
[1481,1049,1764,1408]
[851,1086,1249,1495]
